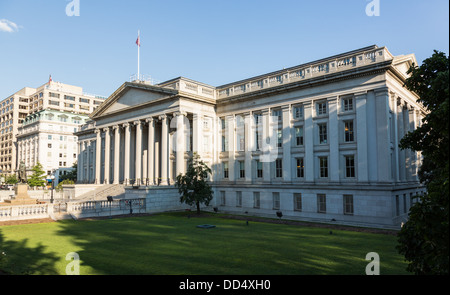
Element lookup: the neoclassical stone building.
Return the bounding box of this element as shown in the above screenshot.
[76,45,426,228]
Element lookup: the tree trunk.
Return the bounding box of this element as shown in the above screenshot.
[196,201,200,214]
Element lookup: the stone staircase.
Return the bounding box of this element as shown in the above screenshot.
[76,184,125,201]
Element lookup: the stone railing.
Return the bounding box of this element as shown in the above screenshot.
[0,198,146,222]
[217,46,392,99]
[0,203,53,221]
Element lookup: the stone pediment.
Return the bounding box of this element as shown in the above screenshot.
[91,82,178,118]
[392,54,417,79]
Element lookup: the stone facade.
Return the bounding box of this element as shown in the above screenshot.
[76,45,426,228]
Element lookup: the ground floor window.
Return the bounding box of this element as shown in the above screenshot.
[317,194,326,213]
[343,194,354,215]
[253,192,260,208]
[273,192,280,210]
[294,193,302,211]
[236,191,242,207]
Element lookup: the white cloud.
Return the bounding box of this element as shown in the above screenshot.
[0,19,20,33]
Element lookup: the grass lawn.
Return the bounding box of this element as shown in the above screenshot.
[0,212,409,275]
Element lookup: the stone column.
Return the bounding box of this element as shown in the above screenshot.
[244,112,252,182]
[134,120,143,186]
[123,122,131,185]
[175,112,186,177]
[227,115,235,181]
[192,113,201,154]
[355,92,369,182]
[113,125,121,184]
[281,106,291,182]
[375,87,391,183]
[103,127,111,184]
[391,92,400,183]
[78,141,84,183]
[95,129,102,184]
[303,102,314,182]
[146,118,155,185]
[159,114,169,185]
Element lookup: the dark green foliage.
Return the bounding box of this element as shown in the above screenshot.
[396,50,449,275]
[175,153,213,214]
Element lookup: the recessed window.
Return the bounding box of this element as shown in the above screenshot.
[345,155,355,178]
[294,193,302,211]
[317,194,326,213]
[318,123,327,144]
[343,195,354,215]
[275,159,283,178]
[319,157,328,178]
[344,120,354,142]
[342,97,354,112]
[317,102,327,115]
[295,127,304,146]
[296,158,304,178]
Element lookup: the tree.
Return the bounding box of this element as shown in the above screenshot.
[27,162,47,188]
[175,153,213,214]
[396,50,449,275]
[60,163,77,182]
[5,174,18,185]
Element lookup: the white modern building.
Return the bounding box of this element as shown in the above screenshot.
[76,45,426,228]
[16,109,90,185]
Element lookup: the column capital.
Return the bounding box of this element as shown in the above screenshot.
[174,111,187,117]
[103,127,110,133]
[133,120,142,126]
[145,117,156,124]
[94,129,101,135]
[123,122,130,128]
[112,125,121,131]
[159,114,169,121]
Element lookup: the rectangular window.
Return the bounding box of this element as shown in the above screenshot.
[79,98,90,104]
[48,135,52,140]
[255,130,262,151]
[223,162,229,179]
[319,123,327,144]
[343,195,354,215]
[293,106,303,119]
[49,92,60,98]
[48,100,60,106]
[395,195,400,216]
[221,135,227,152]
[256,160,263,178]
[344,120,354,142]
[403,194,407,214]
[317,102,327,115]
[273,192,280,210]
[275,159,283,178]
[253,192,260,209]
[236,191,242,207]
[345,155,355,178]
[317,194,326,213]
[277,129,282,147]
[272,109,282,121]
[319,157,328,178]
[239,161,245,178]
[343,98,354,112]
[294,193,302,211]
[295,127,304,146]
[64,95,75,101]
[296,158,304,178]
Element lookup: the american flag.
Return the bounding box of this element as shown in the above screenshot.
[136,34,140,47]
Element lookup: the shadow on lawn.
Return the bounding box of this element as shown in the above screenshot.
[52,212,407,275]
[0,231,59,275]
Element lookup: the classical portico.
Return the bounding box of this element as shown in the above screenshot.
[76,77,216,187]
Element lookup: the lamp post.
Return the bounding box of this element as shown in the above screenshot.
[50,175,55,204]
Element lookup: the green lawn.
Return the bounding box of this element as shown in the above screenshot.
[0,212,409,275]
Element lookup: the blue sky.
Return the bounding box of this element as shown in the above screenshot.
[0,0,448,99]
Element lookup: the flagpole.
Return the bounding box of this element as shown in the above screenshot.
[137,30,140,80]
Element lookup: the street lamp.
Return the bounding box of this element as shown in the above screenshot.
[50,175,55,204]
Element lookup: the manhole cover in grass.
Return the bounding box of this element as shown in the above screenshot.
[196,224,216,229]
